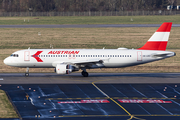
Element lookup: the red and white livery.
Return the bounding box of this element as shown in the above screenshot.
[138,22,172,51]
[4,22,176,77]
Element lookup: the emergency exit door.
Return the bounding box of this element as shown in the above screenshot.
[137,51,142,61]
[24,51,30,61]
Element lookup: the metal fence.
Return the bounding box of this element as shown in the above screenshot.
[0,11,180,17]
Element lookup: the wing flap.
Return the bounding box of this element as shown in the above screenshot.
[70,59,103,64]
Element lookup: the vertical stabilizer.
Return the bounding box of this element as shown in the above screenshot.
[138,22,172,51]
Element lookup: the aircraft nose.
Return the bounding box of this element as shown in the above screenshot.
[4,57,9,65]
[3,57,13,66]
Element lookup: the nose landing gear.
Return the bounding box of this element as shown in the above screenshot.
[25,67,29,77]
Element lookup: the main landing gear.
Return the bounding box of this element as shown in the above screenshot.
[25,67,29,77]
[81,70,89,77]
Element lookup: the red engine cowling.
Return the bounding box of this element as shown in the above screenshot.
[55,64,73,74]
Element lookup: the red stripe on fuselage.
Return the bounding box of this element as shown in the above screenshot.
[156,22,172,32]
[32,51,43,62]
[138,41,167,51]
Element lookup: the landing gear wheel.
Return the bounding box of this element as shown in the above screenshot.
[83,72,88,77]
[25,73,29,77]
[81,71,85,76]
[25,67,29,77]
[82,71,89,77]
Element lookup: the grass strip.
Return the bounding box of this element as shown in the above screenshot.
[0,90,18,118]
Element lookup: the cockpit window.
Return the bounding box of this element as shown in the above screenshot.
[11,54,19,57]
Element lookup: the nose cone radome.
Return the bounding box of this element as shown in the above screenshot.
[4,57,9,65]
[3,57,14,66]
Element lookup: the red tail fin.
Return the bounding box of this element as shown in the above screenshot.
[138,22,172,51]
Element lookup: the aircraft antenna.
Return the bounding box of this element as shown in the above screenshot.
[50,44,53,49]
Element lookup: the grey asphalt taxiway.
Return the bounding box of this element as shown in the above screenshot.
[1,73,180,120]
[0,73,180,84]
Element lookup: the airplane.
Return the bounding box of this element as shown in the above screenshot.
[4,22,176,77]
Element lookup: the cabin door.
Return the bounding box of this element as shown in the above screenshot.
[137,51,142,61]
[24,51,30,61]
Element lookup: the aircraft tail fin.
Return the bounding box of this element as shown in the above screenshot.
[138,22,172,51]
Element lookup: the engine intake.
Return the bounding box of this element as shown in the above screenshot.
[55,64,73,74]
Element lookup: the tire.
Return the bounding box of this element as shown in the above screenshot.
[81,71,85,76]
[25,73,29,77]
[83,72,89,77]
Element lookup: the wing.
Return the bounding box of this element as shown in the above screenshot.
[52,58,110,68]
[66,59,104,68]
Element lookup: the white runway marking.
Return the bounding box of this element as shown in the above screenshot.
[0,78,3,80]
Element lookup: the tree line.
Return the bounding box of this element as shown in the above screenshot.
[0,0,179,12]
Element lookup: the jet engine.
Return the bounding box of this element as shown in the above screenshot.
[55,64,73,74]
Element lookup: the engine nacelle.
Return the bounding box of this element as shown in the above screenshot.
[55,64,73,74]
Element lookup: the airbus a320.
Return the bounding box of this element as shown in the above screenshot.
[4,22,176,77]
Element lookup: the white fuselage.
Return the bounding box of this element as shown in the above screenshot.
[4,49,175,69]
